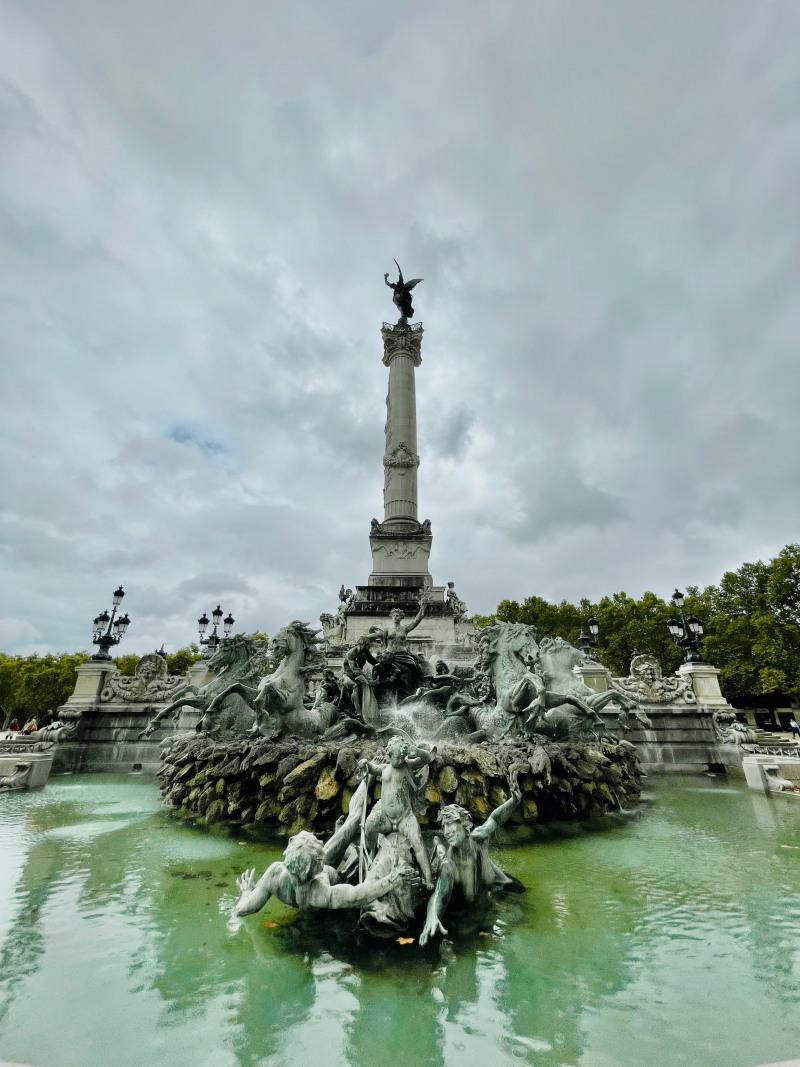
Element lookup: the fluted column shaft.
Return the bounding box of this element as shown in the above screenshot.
[381,324,423,523]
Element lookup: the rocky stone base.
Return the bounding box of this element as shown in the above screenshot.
[157,735,643,835]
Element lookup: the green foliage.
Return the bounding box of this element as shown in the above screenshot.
[113,654,140,677]
[112,644,204,679]
[0,651,90,725]
[165,644,203,675]
[489,544,800,706]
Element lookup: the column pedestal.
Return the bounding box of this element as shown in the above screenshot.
[573,661,612,695]
[63,662,113,709]
[678,662,733,710]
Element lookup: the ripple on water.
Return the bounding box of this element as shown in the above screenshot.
[1,774,800,1067]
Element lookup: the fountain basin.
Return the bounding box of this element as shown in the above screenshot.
[0,739,55,791]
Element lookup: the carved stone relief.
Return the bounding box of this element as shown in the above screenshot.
[100,652,186,703]
[609,653,695,705]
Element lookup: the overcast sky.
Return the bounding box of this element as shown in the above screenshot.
[1,1,799,656]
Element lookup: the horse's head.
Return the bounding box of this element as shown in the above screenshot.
[271,621,326,672]
[207,633,261,673]
[537,636,584,677]
[480,623,541,670]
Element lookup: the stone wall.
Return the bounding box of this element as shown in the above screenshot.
[53,709,163,774]
[157,736,642,835]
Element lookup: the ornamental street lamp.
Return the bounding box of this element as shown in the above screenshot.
[91,585,131,661]
[198,605,234,655]
[667,588,705,663]
[576,615,600,658]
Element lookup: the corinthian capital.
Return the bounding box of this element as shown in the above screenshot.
[381,322,423,367]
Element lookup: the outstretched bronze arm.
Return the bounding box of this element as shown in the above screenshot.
[419,842,454,946]
[473,774,522,842]
[401,595,428,636]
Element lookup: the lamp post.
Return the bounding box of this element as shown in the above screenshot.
[576,615,600,658]
[667,589,705,663]
[91,585,131,661]
[197,605,234,655]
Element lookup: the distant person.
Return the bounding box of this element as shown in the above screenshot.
[8,718,20,732]
[22,718,37,735]
[790,719,800,741]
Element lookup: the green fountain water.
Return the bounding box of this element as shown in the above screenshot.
[1,774,799,1067]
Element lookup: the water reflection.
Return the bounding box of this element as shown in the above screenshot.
[1,775,800,1066]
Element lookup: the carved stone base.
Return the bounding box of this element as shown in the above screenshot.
[0,741,54,790]
[677,662,733,709]
[368,526,432,579]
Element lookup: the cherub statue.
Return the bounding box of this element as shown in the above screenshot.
[419,774,523,946]
[384,259,423,323]
[357,736,436,889]
[234,788,419,918]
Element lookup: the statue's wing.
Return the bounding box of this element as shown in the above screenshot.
[393,258,404,285]
[405,278,423,290]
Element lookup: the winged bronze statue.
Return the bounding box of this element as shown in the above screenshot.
[384,259,423,323]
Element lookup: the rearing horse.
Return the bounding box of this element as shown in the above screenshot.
[139,635,267,741]
[208,621,333,739]
[535,636,646,739]
[474,624,627,742]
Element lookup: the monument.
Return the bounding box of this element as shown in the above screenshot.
[49,263,751,778]
[325,263,473,661]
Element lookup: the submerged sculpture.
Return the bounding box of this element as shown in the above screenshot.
[234,781,420,917]
[233,751,526,943]
[420,778,523,945]
[358,736,435,889]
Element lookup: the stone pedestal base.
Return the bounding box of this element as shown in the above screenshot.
[0,742,54,790]
[53,705,166,774]
[186,660,213,689]
[64,662,113,708]
[604,704,724,772]
[369,521,432,581]
[573,662,612,695]
[678,662,733,710]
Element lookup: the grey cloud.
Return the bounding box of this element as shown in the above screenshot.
[1,1,799,654]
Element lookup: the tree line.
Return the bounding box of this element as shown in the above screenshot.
[1,546,798,721]
[0,645,203,726]
[475,543,800,708]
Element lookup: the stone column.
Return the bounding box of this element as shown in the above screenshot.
[366,322,433,583]
[380,322,423,524]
